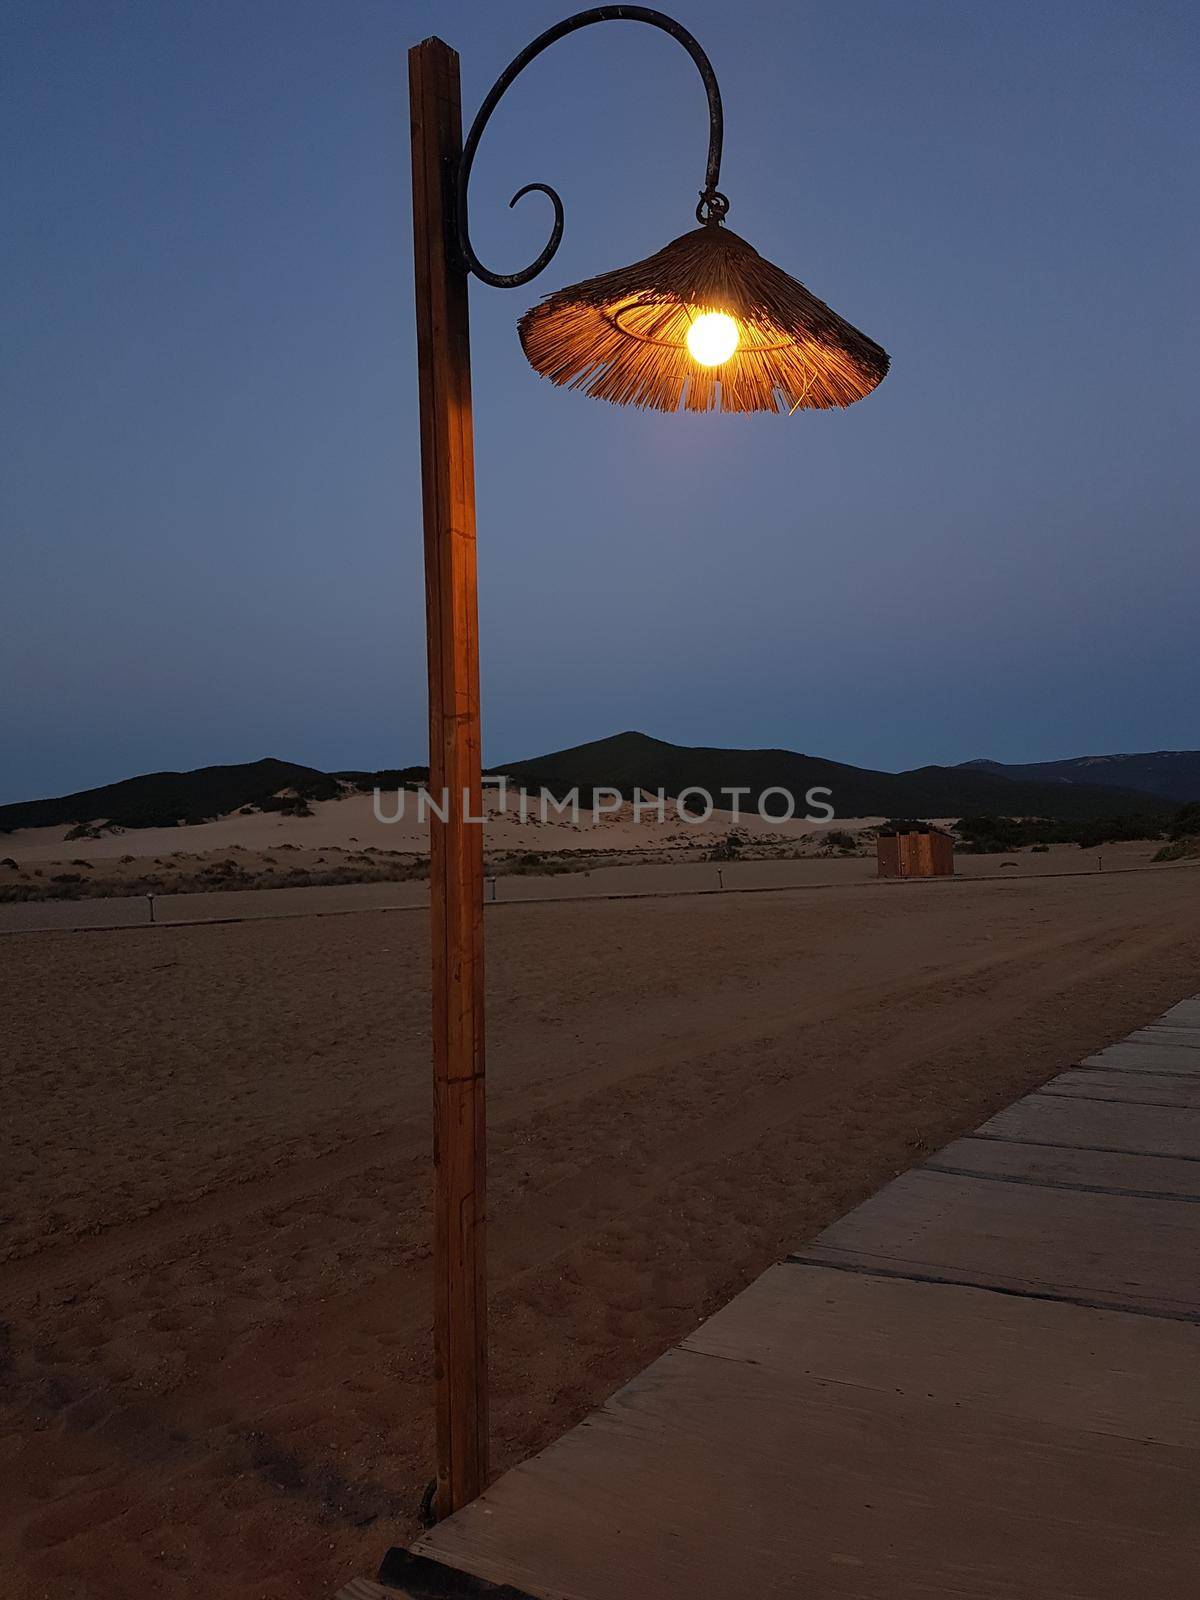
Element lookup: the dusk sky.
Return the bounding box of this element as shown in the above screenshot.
[3,0,1197,805]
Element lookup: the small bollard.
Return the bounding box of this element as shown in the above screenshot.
[147,892,156,925]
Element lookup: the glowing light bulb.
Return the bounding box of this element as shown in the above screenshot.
[685,311,739,368]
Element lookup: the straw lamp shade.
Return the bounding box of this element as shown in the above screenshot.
[518,222,889,414]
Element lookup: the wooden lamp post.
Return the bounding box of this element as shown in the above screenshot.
[408,5,888,1522]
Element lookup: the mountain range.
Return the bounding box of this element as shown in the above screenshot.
[960,751,1200,806]
[500,733,1184,820]
[1,734,1192,834]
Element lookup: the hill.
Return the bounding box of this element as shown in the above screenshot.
[0,758,342,833]
[2,736,1180,835]
[501,732,1175,822]
[961,751,1200,806]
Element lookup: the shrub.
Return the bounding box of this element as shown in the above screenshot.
[710,832,745,862]
[1169,803,1200,841]
[1154,838,1199,863]
[955,813,1164,851]
[259,796,313,817]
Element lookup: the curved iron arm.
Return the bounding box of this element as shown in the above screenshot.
[455,6,727,289]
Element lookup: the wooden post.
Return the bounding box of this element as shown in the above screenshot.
[409,36,487,1519]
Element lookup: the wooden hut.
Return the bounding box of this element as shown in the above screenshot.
[877,820,954,879]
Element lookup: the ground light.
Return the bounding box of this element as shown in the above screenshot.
[409,4,889,1520]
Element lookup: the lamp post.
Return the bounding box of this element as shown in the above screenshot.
[409,6,887,1522]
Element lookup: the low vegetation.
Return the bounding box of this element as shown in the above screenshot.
[1153,806,1200,862]
[709,832,744,862]
[954,804,1200,854]
[1153,839,1200,863]
[0,853,431,902]
[1167,802,1200,840]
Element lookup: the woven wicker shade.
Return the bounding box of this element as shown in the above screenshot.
[518,223,889,414]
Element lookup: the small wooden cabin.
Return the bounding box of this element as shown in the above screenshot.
[877,821,955,879]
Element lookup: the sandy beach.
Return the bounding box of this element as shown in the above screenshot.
[0,784,1174,926]
[3,866,1200,1598]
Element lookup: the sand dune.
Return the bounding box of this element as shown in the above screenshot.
[0,789,904,903]
[0,787,891,862]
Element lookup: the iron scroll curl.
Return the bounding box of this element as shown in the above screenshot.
[454,6,728,289]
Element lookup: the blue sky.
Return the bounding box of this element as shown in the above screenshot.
[3,0,1197,803]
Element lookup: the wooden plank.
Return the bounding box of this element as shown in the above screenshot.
[1083,1041,1200,1075]
[921,825,940,876]
[798,1168,1200,1318]
[926,1134,1200,1198]
[684,1264,1200,1444]
[1094,1034,1200,1057]
[409,36,488,1517]
[1043,1068,1200,1107]
[1130,1025,1200,1050]
[336,1583,394,1600]
[1160,998,1200,1027]
[979,1090,1200,1158]
[416,1332,1200,1599]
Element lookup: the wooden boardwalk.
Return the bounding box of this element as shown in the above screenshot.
[348,997,1200,1599]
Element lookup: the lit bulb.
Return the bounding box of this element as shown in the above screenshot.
[685,311,739,368]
